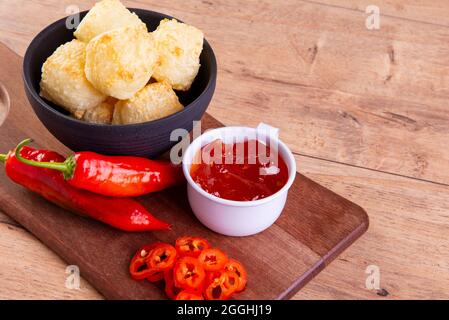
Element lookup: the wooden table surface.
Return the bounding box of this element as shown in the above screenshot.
[0,0,448,300]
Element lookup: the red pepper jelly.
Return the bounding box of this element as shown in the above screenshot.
[190,139,289,201]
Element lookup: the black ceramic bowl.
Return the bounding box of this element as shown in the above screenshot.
[23,9,216,157]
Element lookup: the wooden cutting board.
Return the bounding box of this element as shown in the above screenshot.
[0,42,368,300]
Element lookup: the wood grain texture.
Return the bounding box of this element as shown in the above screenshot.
[1,2,448,183]
[0,211,102,300]
[0,43,367,299]
[318,0,449,26]
[296,157,449,300]
[0,0,448,300]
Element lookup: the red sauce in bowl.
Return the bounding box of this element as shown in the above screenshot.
[190,139,289,201]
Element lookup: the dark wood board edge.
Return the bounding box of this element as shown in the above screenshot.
[277,214,369,300]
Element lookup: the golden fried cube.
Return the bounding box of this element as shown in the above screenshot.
[152,19,204,91]
[74,0,147,43]
[85,26,158,100]
[40,39,106,118]
[112,82,183,125]
[82,98,115,124]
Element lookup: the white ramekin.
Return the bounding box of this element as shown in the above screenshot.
[182,123,296,236]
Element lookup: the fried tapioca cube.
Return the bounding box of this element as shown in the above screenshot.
[152,19,204,91]
[85,26,158,100]
[112,82,183,125]
[40,39,106,118]
[74,0,147,43]
[82,98,115,124]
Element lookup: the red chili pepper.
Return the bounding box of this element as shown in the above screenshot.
[146,243,177,271]
[173,256,206,291]
[198,248,228,272]
[129,239,248,300]
[164,269,181,300]
[1,140,171,232]
[205,270,222,286]
[147,272,164,283]
[175,236,210,258]
[129,243,177,280]
[175,290,204,300]
[204,270,239,300]
[224,259,247,292]
[129,243,164,280]
[13,139,185,197]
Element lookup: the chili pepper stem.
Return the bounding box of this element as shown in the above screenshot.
[0,153,6,164]
[14,139,76,179]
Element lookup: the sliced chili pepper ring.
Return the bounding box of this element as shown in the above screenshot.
[175,236,210,258]
[205,270,222,287]
[146,243,177,271]
[147,272,164,283]
[224,259,248,292]
[222,270,239,292]
[175,290,204,300]
[198,248,228,272]
[204,270,239,300]
[164,269,182,300]
[129,243,162,280]
[173,256,206,291]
